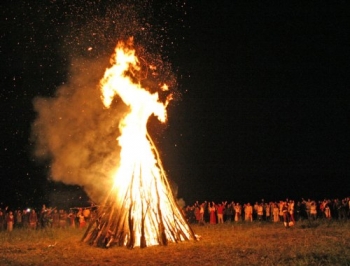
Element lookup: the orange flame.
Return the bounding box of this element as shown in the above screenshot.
[98,39,194,247]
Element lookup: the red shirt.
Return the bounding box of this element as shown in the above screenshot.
[217,205,225,214]
[7,214,14,223]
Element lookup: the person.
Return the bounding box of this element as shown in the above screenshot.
[68,210,76,228]
[199,203,205,225]
[29,209,38,229]
[265,203,271,221]
[234,203,241,222]
[302,198,312,219]
[338,198,348,220]
[319,200,326,218]
[83,208,91,224]
[208,202,216,224]
[338,199,350,219]
[282,202,289,228]
[59,210,67,228]
[257,203,264,221]
[273,203,279,222]
[52,209,60,228]
[78,211,86,228]
[244,203,253,222]
[0,209,5,231]
[185,205,196,224]
[279,201,284,222]
[40,205,49,228]
[225,202,234,223]
[253,202,259,220]
[323,199,331,219]
[288,200,295,224]
[310,201,317,220]
[216,202,226,224]
[7,211,14,232]
[295,201,301,221]
[41,207,53,228]
[194,205,200,224]
[204,201,210,223]
[22,209,29,228]
[15,210,22,228]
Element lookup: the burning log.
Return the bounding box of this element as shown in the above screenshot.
[82,40,196,248]
[82,162,196,248]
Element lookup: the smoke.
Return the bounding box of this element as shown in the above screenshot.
[30,0,184,204]
[31,56,128,203]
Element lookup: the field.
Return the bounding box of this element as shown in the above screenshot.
[1,220,350,266]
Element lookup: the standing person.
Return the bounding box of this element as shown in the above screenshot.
[186,205,196,224]
[199,203,205,225]
[253,202,259,220]
[41,208,53,229]
[68,210,76,228]
[265,203,271,222]
[295,202,301,221]
[194,205,200,224]
[273,203,280,222]
[302,198,312,219]
[319,200,326,218]
[344,198,348,218]
[216,202,226,224]
[22,209,29,228]
[78,211,86,228]
[257,203,264,221]
[52,209,60,228]
[204,201,210,223]
[7,211,14,232]
[15,210,22,228]
[29,210,38,230]
[282,202,289,228]
[234,203,241,222]
[288,200,295,224]
[83,208,91,224]
[40,205,50,228]
[0,209,5,231]
[279,201,284,222]
[244,203,253,222]
[310,201,317,220]
[75,209,81,228]
[208,202,217,224]
[225,202,234,223]
[59,210,67,228]
[324,200,331,220]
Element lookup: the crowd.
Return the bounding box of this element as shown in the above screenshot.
[0,205,96,232]
[1,196,349,232]
[183,197,350,227]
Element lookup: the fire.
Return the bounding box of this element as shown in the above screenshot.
[100,40,167,196]
[82,39,196,248]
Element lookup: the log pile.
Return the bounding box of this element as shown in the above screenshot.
[82,135,197,249]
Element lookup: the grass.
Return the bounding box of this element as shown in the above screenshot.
[1,220,350,266]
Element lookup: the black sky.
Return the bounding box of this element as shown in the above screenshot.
[1,1,350,209]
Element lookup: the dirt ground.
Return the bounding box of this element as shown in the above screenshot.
[1,220,350,265]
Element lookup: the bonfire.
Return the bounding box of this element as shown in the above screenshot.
[82,39,196,248]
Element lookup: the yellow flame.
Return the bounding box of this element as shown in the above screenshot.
[99,40,193,247]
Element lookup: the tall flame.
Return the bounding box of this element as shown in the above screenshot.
[101,40,166,196]
[89,39,195,248]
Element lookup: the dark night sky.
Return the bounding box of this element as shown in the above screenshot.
[1,1,350,209]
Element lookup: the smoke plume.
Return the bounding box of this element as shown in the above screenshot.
[32,57,128,203]
[30,0,182,204]
[31,0,182,202]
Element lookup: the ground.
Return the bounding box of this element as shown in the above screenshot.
[1,220,349,265]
